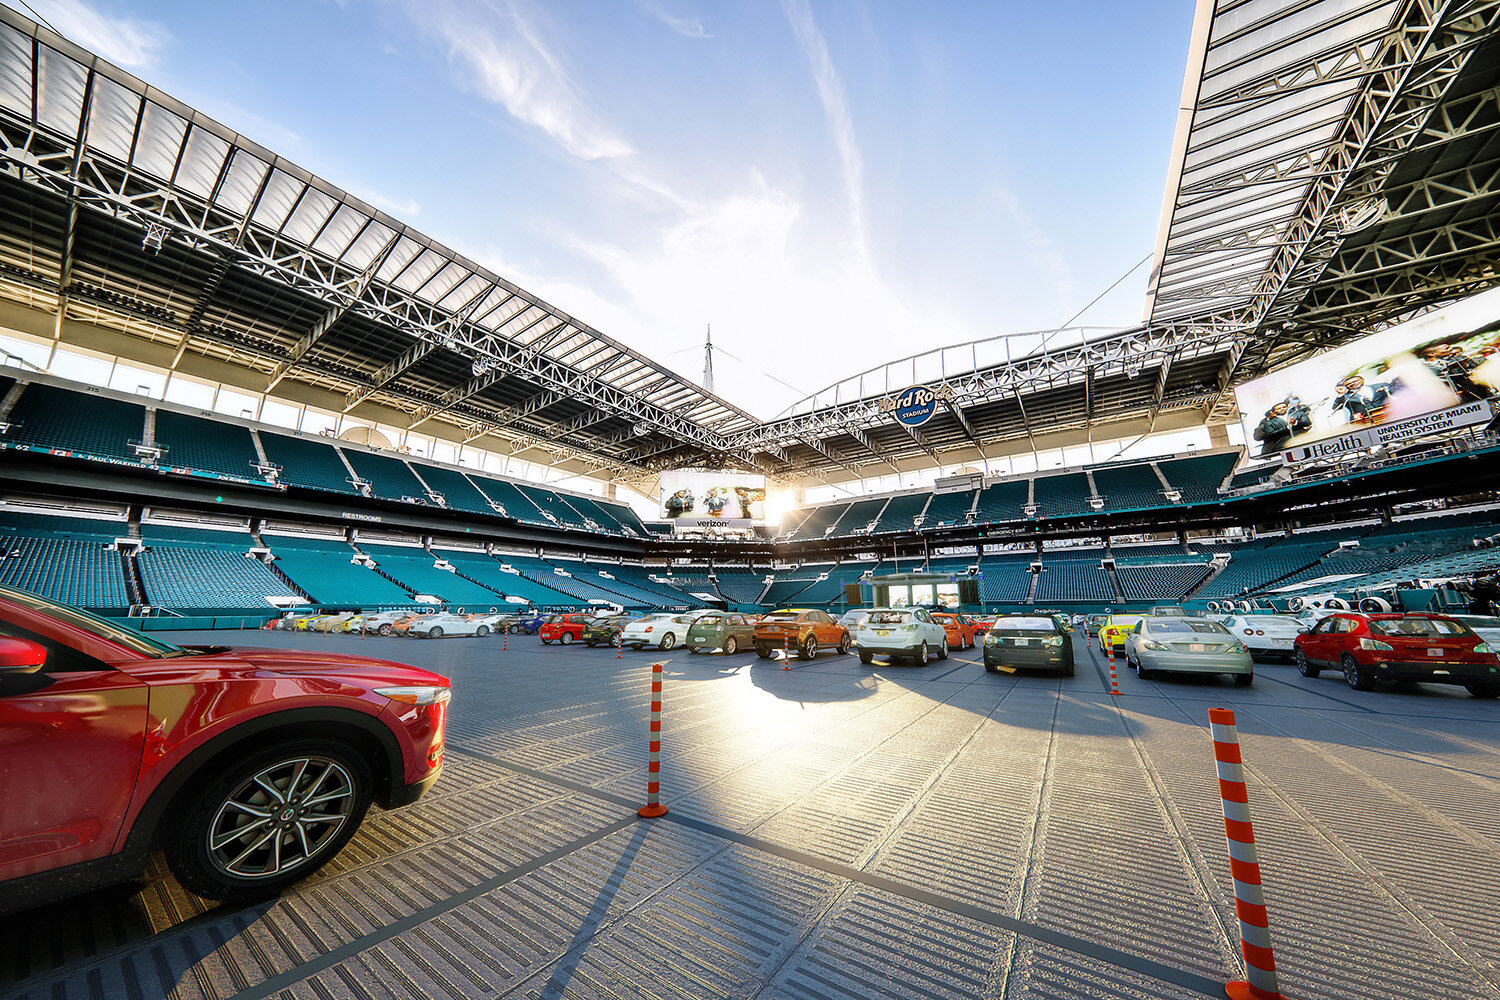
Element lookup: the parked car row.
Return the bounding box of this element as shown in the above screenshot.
[270,609,533,638]
[1075,608,1499,696]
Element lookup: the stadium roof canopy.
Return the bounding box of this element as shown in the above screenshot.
[0,2,1497,487]
[1147,0,1500,419]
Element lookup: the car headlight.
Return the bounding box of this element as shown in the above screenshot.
[376,686,452,706]
[1358,638,1393,652]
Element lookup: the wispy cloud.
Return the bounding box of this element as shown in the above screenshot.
[360,189,421,217]
[23,0,169,69]
[638,1,710,39]
[994,187,1077,314]
[410,0,633,162]
[536,169,976,417]
[783,0,868,264]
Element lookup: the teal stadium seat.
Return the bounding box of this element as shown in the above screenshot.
[6,384,145,463]
[260,434,360,494]
[156,411,261,480]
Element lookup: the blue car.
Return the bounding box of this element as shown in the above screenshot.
[517,610,549,635]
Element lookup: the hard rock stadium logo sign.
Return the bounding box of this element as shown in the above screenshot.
[878,384,953,427]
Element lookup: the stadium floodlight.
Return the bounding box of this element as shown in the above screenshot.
[141,222,169,253]
[1335,196,1386,235]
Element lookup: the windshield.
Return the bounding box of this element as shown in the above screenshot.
[761,612,800,622]
[1108,616,1142,627]
[867,611,912,625]
[1370,617,1470,638]
[0,584,188,658]
[1244,616,1305,629]
[989,616,1057,633]
[1153,619,1230,635]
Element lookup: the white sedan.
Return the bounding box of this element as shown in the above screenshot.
[853,608,949,665]
[1219,614,1308,660]
[620,612,700,650]
[1446,614,1500,647]
[410,611,497,638]
[358,609,419,635]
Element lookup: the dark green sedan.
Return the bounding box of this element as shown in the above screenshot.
[582,614,637,647]
[686,612,756,654]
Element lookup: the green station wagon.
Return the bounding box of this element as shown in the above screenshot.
[686,611,756,654]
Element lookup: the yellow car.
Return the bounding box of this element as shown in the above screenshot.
[1098,614,1144,653]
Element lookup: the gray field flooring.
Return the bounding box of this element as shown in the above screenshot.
[3,628,1497,999]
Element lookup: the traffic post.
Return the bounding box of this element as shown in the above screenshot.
[1209,707,1288,1000]
[638,659,668,818]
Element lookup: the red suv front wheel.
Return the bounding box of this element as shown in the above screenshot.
[165,738,373,900]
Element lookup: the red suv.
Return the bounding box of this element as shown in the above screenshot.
[1294,611,1500,697]
[0,584,450,915]
[539,613,595,645]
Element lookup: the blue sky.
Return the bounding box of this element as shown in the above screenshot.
[19,0,1194,419]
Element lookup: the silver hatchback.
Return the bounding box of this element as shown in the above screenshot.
[1124,617,1253,686]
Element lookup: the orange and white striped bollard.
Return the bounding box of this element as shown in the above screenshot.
[638,660,668,818]
[782,630,795,670]
[616,634,623,658]
[1107,642,1121,695]
[1209,707,1287,1000]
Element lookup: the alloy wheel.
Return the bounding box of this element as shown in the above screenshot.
[205,756,355,880]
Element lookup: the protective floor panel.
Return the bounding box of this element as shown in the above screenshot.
[4,631,1499,1000]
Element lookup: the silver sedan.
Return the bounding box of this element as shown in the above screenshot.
[1124,617,1253,686]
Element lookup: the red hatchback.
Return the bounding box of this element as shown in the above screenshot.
[1294,611,1500,697]
[538,612,596,645]
[0,584,450,915]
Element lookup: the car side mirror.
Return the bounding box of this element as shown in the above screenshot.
[1297,626,1311,634]
[0,636,47,673]
[0,636,53,694]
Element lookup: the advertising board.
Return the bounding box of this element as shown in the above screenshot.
[1235,285,1500,460]
[660,469,766,526]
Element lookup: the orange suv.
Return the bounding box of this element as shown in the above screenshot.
[754,608,850,660]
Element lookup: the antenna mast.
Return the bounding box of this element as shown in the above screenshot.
[702,324,715,394]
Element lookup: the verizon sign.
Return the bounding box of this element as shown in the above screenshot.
[1281,400,1495,464]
